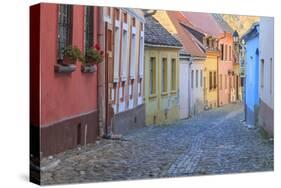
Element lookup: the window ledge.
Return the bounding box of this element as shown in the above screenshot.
[149,94,157,99]
[170,90,177,95]
[161,92,168,96]
[54,64,76,73]
[81,64,97,73]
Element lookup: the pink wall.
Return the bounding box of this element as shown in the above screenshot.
[40,3,98,126]
[218,32,234,106]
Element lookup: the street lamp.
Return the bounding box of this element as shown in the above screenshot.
[233,30,239,43]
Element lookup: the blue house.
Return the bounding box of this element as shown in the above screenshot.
[242,23,260,128]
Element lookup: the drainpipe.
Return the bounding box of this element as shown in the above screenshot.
[188,56,192,116]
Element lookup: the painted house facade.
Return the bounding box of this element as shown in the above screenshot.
[30,3,101,156]
[258,17,274,137]
[242,22,260,128]
[203,36,220,109]
[183,13,238,107]
[144,16,182,125]
[153,11,206,117]
[99,7,145,136]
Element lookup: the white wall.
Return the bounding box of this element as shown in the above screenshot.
[190,60,205,115]
[259,17,274,109]
[179,59,189,119]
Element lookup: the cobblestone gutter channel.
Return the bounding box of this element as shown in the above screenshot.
[40,103,273,185]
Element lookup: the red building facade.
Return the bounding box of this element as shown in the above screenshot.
[30,3,102,157]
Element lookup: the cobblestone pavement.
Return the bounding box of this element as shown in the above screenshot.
[40,103,273,185]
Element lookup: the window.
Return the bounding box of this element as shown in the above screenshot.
[57,4,73,60]
[114,26,120,80]
[225,75,227,89]
[220,74,222,90]
[121,29,128,77]
[120,81,125,102]
[209,72,212,90]
[270,58,273,94]
[123,12,127,23]
[130,33,136,77]
[196,70,199,88]
[241,77,244,87]
[112,83,117,104]
[161,58,168,93]
[214,71,217,89]
[261,59,264,89]
[84,6,94,53]
[114,8,120,20]
[229,45,232,61]
[138,34,144,77]
[129,79,134,99]
[149,57,156,95]
[138,78,142,96]
[132,17,136,27]
[106,29,112,52]
[220,44,224,60]
[200,70,203,87]
[171,59,176,91]
[106,7,111,17]
[191,70,194,89]
[225,44,228,61]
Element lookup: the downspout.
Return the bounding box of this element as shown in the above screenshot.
[188,56,192,116]
[104,9,109,137]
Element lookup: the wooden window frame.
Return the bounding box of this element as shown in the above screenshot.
[57,4,73,61]
[171,58,177,91]
[209,72,213,90]
[161,58,168,94]
[149,57,156,96]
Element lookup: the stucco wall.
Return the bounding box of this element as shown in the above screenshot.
[244,27,259,126]
[218,33,234,106]
[204,52,218,108]
[259,17,274,109]
[189,59,204,115]
[40,4,99,126]
[258,17,274,136]
[144,47,180,125]
[179,59,189,119]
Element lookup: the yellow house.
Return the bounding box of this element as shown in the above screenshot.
[144,16,182,125]
[203,37,220,109]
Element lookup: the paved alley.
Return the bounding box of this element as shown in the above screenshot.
[40,103,273,185]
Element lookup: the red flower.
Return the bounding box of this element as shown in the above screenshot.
[94,43,100,51]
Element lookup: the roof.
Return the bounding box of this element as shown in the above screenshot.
[182,12,234,37]
[241,22,259,41]
[212,14,234,34]
[164,11,206,57]
[144,16,182,48]
[182,12,223,37]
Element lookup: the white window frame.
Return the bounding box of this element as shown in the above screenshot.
[113,21,121,82]
[130,26,137,78]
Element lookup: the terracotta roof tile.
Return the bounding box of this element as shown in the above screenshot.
[165,11,206,57]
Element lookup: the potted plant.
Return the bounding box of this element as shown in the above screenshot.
[62,45,84,65]
[85,43,104,65]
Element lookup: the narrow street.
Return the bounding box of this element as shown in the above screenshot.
[41,103,273,185]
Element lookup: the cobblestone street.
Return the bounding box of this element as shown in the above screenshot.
[40,103,273,185]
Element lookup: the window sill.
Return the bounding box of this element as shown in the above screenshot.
[161,92,168,96]
[170,90,177,95]
[54,64,76,73]
[81,64,97,73]
[149,94,157,99]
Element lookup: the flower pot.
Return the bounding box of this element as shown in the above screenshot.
[81,64,96,73]
[62,56,76,65]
